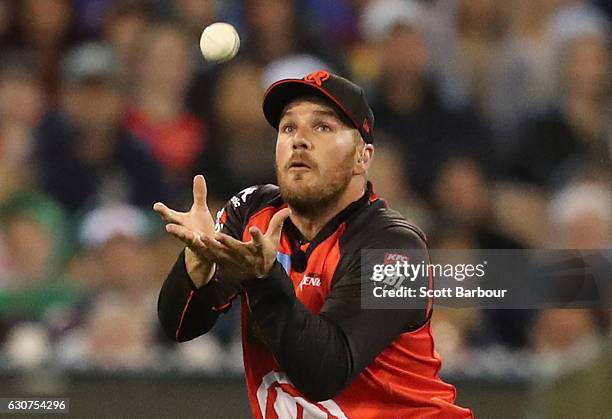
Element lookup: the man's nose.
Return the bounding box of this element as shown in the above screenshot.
[292,126,312,150]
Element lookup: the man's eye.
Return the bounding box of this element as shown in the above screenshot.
[281,125,295,133]
[316,124,331,132]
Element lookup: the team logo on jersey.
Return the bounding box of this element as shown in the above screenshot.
[256,371,347,418]
[214,208,227,232]
[298,274,321,292]
[217,187,258,231]
[384,253,409,264]
[230,186,258,208]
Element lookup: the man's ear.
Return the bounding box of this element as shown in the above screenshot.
[355,142,374,174]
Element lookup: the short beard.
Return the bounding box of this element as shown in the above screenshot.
[277,152,355,218]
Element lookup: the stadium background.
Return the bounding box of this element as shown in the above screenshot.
[0,0,611,417]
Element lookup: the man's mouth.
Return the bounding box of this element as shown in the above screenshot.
[287,159,313,171]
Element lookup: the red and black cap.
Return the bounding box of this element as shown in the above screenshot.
[263,70,375,143]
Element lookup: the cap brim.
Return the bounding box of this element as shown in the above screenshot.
[263,79,360,132]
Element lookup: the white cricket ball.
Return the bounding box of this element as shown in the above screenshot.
[199,22,240,63]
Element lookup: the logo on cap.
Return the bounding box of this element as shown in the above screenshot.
[304,70,330,87]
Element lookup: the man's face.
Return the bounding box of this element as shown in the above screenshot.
[64,79,125,133]
[381,25,429,83]
[275,98,361,215]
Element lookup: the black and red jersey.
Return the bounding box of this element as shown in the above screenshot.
[158,183,473,418]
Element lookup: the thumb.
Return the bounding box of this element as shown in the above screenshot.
[265,208,290,242]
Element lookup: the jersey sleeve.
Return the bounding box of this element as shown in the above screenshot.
[243,224,430,401]
[157,185,266,342]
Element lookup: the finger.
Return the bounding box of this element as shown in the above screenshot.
[191,236,217,263]
[201,235,238,263]
[201,234,230,254]
[194,234,206,248]
[215,232,252,255]
[192,175,208,209]
[153,202,184,224]
[265,208,291,240]
[167,225,216,262]
[165,223,199,245]
[249,226,265,249]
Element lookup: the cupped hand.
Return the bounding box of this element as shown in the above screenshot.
[154,175,216,285]
[202,208,291,280]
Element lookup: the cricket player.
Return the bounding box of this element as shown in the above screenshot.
[156,71,472,418]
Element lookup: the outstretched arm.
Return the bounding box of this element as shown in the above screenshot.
[155,175,242,341]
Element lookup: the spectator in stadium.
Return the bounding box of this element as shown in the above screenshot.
[34,42,167,214]
[432,158,533,348]
[241,0,344,71]
[511,6,611,189]
[491,183,549,248]
[531,180,612,374]
[195,60,277,202]
[528,175,612,414]
[56,204,160,369]
[127,22,206,205]
[429,0,508,111]
[0,56,44,201]
[75,203,158,300]
[66,203,233,369]
[58,292,158,369]
[482,0,567,145]
[0,191,82,343]
[9,0,78,99]
[102,0,151,86]
[362,0,494,203]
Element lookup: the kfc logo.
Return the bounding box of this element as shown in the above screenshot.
[384,253,409,264]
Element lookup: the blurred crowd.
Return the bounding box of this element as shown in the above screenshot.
[0,0,610,388]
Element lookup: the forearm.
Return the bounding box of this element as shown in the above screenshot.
[158,250,237,341]
[185,247,216,288]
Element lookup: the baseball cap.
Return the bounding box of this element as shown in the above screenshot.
[361,0,425,42]
[79,203,152,249]
[263,70,375,143]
